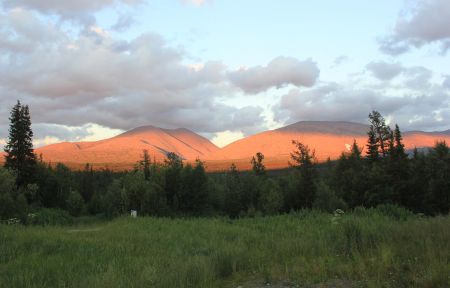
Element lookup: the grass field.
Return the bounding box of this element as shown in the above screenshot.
[0,210,449,288]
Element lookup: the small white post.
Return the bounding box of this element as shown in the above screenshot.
[130,210,137,218]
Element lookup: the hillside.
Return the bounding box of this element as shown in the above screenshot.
[206,121,450,170]
[34,126,219,170]
[3,121,449,171]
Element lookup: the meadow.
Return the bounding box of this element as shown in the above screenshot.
[1,208,449,288]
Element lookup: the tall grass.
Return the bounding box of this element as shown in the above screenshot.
[0,209,449,287]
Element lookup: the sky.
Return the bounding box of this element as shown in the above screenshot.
[0,0,449,148]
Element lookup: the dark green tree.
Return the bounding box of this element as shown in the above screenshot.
[334,140,366,207]
[368,110,391,158]
[289,140,317,209]
[164,152,183,210]
[388,124,409,205]
[224,163,244,217]
[425,141,450,214]
[140,149,151,181]
[394,124,407,160]
[4,101,36,186]
[366,128,379,162]
[251,152,266,176]
[66,190,84,217]
[79,163,94,202]
[179,160,209,215]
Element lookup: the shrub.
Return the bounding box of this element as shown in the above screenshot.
[34,208,73,225]
[375,204,414,221]
[313,181,347,213]
[66,190,84,217]
[258,179,283,215]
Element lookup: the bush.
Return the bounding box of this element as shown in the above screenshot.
[375,204,414,221]
[258,179,283,215]
[66,190,84,217]
[34,208,73,226]
[313,181,347,213]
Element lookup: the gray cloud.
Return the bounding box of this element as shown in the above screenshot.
[380,0,450,55]
[333,56,348,67]
[444,75,450,89]
[0,8,283,140]
[228,57,319,94]
[274,80,450,132]
[366,61,403,81]
[365,61,433,90]
[2,0,141,26]
[111,13,135,32]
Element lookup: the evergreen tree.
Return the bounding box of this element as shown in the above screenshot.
[251,152,266,176]
[289,140,317,209]
[224,163,244,217]
[179,159,209,215]
[368,110,391,157]
[366,128,379,162]
[389,124,409,206]
[164,152,183,210]
[394,124,407,160]
[79,163,94,202]
[334,140,366,208]
[350,139,362,160]
[4,101,36,186]
[140,149,151,181]
[426,141,450,214]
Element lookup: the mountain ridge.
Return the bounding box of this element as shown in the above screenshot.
[3,121,450,171]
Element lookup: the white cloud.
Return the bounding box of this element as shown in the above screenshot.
[182,0,210,6]
[211,130,245,148]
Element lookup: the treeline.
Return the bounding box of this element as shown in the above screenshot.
[1,103,449,222]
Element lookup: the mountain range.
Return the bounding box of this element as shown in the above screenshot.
[3,121,450,171]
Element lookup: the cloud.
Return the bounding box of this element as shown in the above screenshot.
[365,61,433,90]
[380,0,450,55]
[182,0,210,6]
[228,57,320,94]
[274,78,450,131]
[333,56,348,67]
[0,8,272,140]
[111,13,135,31]
[444,75,450,89]
[366,61,404,81]
[2,0,141,25]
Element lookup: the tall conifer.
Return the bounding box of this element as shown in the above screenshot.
[4,101,36,186]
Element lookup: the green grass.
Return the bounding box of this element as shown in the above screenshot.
[0,211,449,288]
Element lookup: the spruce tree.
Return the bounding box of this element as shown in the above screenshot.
[366,128,379,162]
[4,101,36,187]
[140,149,151,181]
[290,140,317,209]
[394,124,407,160]
[368,110,391,157]
[251,152,266,176]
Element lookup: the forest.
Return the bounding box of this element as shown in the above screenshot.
[1,102,449,224]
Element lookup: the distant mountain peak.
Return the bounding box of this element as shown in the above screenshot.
[277,120,368,135]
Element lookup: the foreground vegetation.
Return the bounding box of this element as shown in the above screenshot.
[1,209,449,288]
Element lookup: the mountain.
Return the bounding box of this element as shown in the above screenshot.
[205,121,450,170]
[34,126,219,170]
[2,121,449,171]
